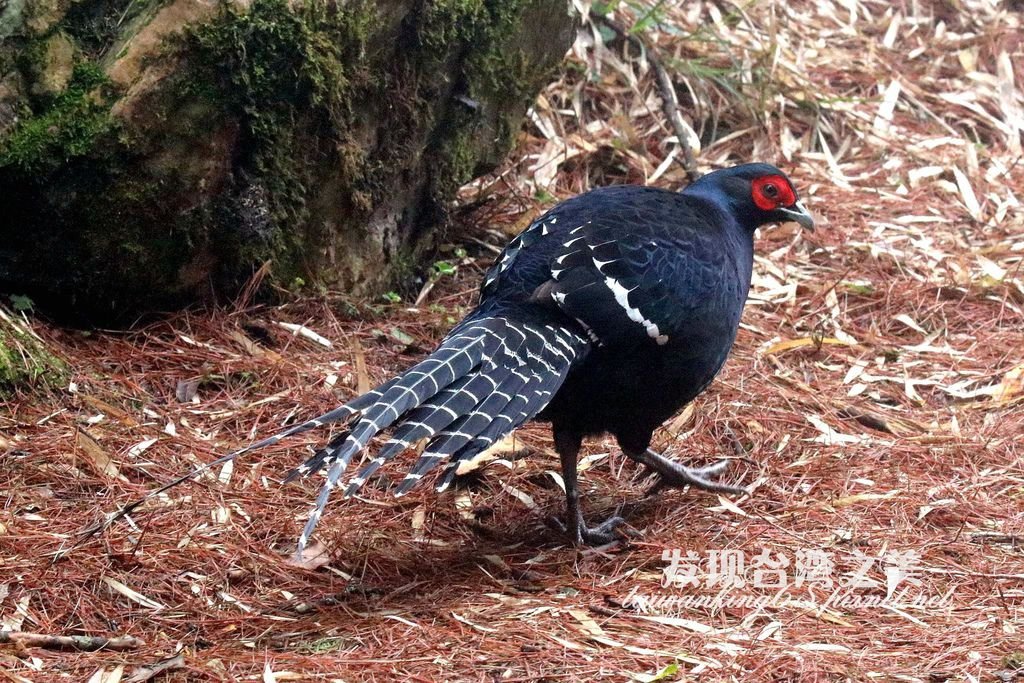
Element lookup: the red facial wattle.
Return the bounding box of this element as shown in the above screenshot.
[751,175,797,211]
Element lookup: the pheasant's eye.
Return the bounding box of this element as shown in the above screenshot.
[752,175,796,211]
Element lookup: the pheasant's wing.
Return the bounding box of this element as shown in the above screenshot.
[534,194,742,347]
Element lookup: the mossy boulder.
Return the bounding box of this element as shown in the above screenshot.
[0,0,576,322]
[0,306,67,395]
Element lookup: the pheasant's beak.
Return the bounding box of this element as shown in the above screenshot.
[777,201,815,231]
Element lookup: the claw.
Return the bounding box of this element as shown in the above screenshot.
[549,513,631,546]
[578,515,627,545]
[635,450,747,496]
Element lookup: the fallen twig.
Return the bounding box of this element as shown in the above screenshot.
[594,15,701,182]
[125,653,186,683]
[0,630,144,652]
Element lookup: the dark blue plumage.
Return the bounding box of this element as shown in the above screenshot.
[107,163,813,553]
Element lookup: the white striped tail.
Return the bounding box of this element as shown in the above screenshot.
[288,314,589,556]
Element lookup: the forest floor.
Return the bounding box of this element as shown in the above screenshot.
[2,0,1023,681]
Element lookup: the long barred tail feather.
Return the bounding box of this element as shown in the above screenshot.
[434,324,580,493]
[341,352,523,497]
[290,314,588,557]
[394,324,579,495]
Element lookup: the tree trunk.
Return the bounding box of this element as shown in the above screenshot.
[0,0,576,322]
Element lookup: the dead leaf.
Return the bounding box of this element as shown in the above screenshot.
[994,362,1024,402]
[102,577,165,610]
[285,541,333,570]
[830,490,902,509]
[568,609,605,636]
[456,433,518,475]
[498,482,537,509]
[79,395,138,426]
[762,337,854,355]
[276,322,332,348]
[175,379,199,403]
[125,654,185,683]
[227,329,265,357]
[352,337,371,394]
[76,430,122,480]
[88,666,125,683]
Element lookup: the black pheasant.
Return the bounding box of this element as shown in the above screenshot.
[108,163,813,553]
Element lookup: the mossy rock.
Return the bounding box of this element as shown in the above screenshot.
[0,0,576,322]
[0,306,67,395]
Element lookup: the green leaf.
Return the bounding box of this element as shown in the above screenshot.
[842,281,875,296]
[382,291,402,303]
[597,24,618,43]
[389,327,416,346]
[9,295,34,312]
[630,662,679,682]
[433,261,457,276]
[629,0,669,33]
[591,0,621,17]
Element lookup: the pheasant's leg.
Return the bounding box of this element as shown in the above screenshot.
[554,428,626,545]
[631,448,747,496]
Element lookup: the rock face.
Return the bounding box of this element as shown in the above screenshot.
[0,0,575,321]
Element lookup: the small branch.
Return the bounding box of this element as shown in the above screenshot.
[0,630,144,652]
[594,15,701,182]
[126,653,186,683]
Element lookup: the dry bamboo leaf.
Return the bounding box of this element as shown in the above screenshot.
[806,415,863,445]
[456,432,517,475]
[76,430,122,480]
[568,609,605,636]
[952,167,982,221]
[794,643,852,654]
[411,507,426,531]
[451,612,497,633]
[666,403,696,435]
[227,328,265,356]
[994,362,1024,402]
[873,79,901,135]
[762,337,855,355]
[713,495,747,517]
[78,395,137,426]
[577,452,607,473]
[629,614,715,633]
[352,337,371,395]
[548,634,594,651]
[102,578,165,610]
[261,663,303,682]
[995,51,1023,155]
[276,322,332,348]
[830,490,902,509]
[126,438,157,459]
[88,667,125,683]
[125,654,185,683]
[498,482,537,509]
[590,634,710,665]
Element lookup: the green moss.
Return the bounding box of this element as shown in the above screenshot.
[183,0,378,280]
[434,121,481,195]
[0,60,114,173]
[419,0,536,107]
[0,308,67,395]
[415,0,555,194]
